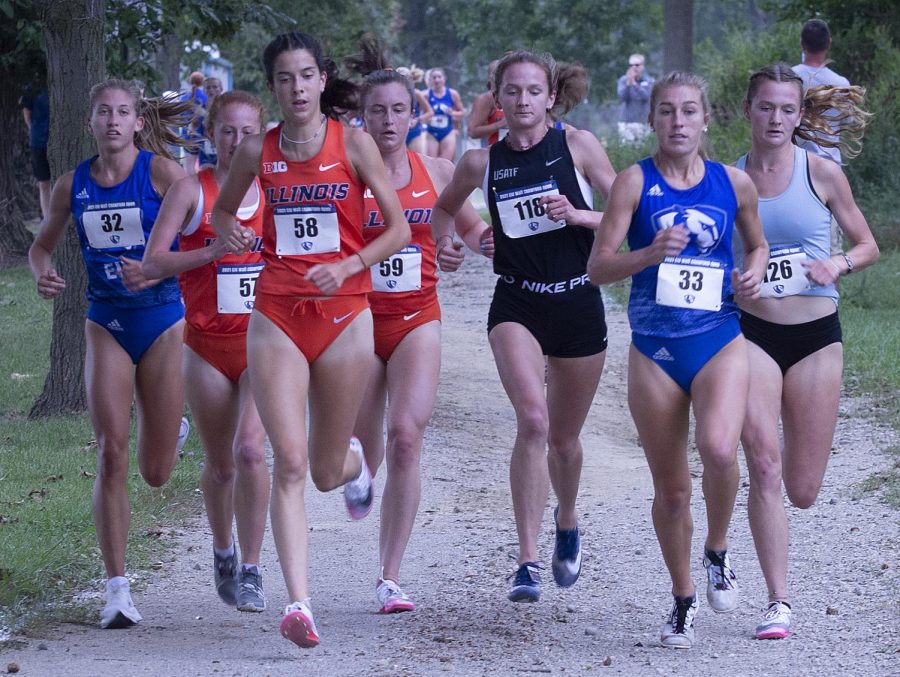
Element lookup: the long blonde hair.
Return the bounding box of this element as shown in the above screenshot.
[745,63,871,160]
[89,78,195,160]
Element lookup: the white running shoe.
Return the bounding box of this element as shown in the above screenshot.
[343,437,373,520]
[100,578,142,629]
[280,600,320,648]
[176,417,190,454]
[660,595,698,649]
[755,601,792,640]
[376,578,415,614]
[703,549,739,613]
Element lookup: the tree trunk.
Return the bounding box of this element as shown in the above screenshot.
[30,0,106,418]
[664,0,694,74]
[155,30,183,92]
[0,82,36,268]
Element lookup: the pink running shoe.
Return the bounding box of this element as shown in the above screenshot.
[343,437,374,520]
[376,578,416,614]
[280,601,320,648]
[755,601,791,640]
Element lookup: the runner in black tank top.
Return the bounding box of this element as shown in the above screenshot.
[431,51,616,604]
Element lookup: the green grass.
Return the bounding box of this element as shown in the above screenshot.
[0,266,202,635]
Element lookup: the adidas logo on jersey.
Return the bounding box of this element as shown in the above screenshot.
[106,319,124,332]
[75,188,90,200]
[647,184,664,197]
[652,346,674,361]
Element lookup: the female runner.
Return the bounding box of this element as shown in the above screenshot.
[432,50,616,604]
[468,60,507,146]
[587,72,768,649]
[142,91,271,613]
[424,67,465,160]
[29,79,190,629]
[212,31,409,649]
[396,66,433,155]
[735,64,878,640]
[346,36,493,614]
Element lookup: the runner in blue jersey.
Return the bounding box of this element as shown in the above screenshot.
[29,79,191,630]
[735,64,878,641]
[424,67,464,160]
[432,50,616,604]
[587,72,768,650]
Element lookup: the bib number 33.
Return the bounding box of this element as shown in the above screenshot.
[656,256,725,312]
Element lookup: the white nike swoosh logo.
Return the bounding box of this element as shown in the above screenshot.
[333,311,353,324]
[319,162,340,172]
[402,311,422,321]
[411,190,430,198]
[546,157,562,166]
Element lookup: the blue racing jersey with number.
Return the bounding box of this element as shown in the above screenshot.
[627,157,738,337]
[70,149,181,307]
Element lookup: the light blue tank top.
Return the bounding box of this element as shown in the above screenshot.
[735,146,837,302]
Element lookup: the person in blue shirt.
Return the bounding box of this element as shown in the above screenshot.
[588,71,768,650]
[20,86,51,218]
[29,79,192,631]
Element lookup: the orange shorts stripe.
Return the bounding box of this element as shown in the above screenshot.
[253,292,369,364]
[373,297,441,362]
[183,324,248,383]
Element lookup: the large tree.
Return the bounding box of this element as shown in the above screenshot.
[664,0,694,73]
[30,0,107,417]
[0,1,44,266]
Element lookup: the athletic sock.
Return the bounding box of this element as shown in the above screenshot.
[214,542,235,559]
[242,563,260,575]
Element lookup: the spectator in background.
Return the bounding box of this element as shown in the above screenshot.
[793,19,850,165]
[20,85,51,219]
[199,77,224,167]
[182,71,208,174]
[616,53,654,144]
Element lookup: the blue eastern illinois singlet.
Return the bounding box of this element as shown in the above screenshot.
[628,157,739,338]
[484,127,594,283]
[70,149,180,307]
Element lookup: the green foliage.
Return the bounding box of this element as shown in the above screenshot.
[1,0,45,86]
[396,0,663,102]
[105,0,290,88]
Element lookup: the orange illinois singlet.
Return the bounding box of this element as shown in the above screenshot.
[179,167,265,335]
[362,150,438,317]
[256,118,369,297]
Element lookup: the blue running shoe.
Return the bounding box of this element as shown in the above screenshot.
[507,562,542,602]
[551,506,582,587]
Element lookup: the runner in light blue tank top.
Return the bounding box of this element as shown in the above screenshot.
[734,64,879,642]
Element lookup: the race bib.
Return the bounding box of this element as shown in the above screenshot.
[760,244,809,298]
[371,246,422,293]
[216,262,264,314]
[656,256,725,311]
[82,206,144,249]
[431,114,449,129]
[273,204,340,256]
[496,180,566,239]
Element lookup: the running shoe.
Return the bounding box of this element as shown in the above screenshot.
[100,578,142,629]
[551,506,581,588]
[343,437,373,520]
[236,566,266,612]
[755,601,792,640]
[660,595,699,649]
[177,417,190,454]
[507,562,542,603]
[376,578,416,614]
[280,600,320,648]
[214,548,238,606]
[703,549,739,612]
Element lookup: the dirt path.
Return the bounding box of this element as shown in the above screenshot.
[4,254,898,676]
